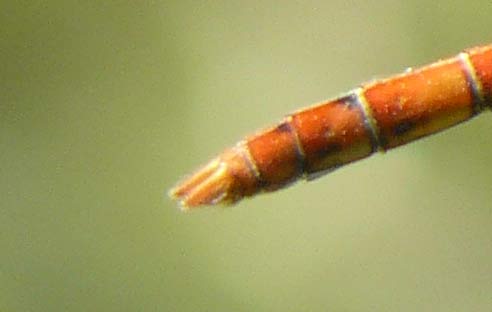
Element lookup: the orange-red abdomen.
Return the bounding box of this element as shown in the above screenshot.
[364,58,475,149]
[290,96,373,175]
[246,122,303,190]
[468,45,492,104]
[170,44,492,209]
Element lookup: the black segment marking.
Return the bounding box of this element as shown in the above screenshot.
[338,94,360,110]
[276,122,292,133]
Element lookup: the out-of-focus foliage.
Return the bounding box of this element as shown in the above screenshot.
[2,1,492,311]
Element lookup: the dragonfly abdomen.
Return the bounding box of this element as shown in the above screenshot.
[170,44,492,209]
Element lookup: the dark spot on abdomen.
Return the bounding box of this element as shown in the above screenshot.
[394,120,416,136]
[316,143,342,159]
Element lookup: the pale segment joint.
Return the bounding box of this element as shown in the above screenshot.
[236,141,264,186]
[284,116,307,177]
[458,52,485,113]
[352,88,383,152]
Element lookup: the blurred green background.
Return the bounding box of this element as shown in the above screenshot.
[2,1,492,311]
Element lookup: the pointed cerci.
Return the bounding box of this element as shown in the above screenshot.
[170,44,492,210]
